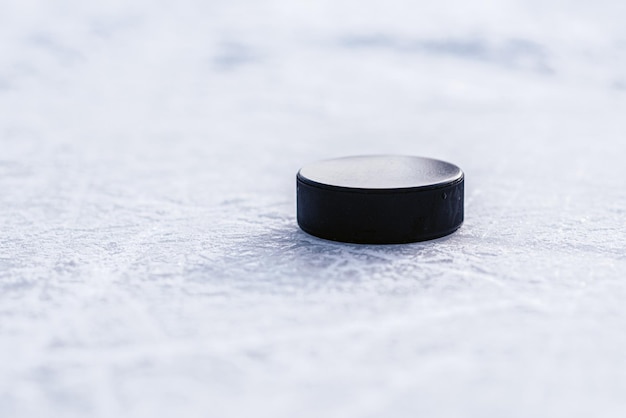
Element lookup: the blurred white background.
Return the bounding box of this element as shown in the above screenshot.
[1,1,626,417]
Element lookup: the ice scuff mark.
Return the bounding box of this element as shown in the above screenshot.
[90,15,143,39]
[0,77,10,91]
[212,42,260,71]
[340,35,553,73]
[26,33,84,67]
[611,79,626,90]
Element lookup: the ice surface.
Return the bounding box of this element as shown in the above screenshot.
[1,1,626,417]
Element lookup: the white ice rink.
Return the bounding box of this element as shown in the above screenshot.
[1,1,626,417]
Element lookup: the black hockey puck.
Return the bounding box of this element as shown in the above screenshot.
[296,155,464,244]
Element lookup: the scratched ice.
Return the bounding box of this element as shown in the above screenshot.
[1,1,626,417]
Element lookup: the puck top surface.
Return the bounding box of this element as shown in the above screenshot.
[298,155,463,190]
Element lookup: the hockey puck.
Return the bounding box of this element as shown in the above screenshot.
[296,155,464,244]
